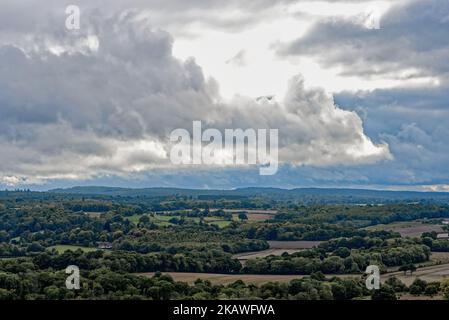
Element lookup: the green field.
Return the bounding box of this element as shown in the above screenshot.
[48,245,98,253]
[84,212,104,218]
[207,219,233,228]
[127,214,231,228]
[364,221,444,237]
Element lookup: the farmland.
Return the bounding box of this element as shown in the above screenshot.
[126,213,233,228]
[233,249,302,263]
[1,189,449,300]
[47,245,99,253]
[144,256,449,288]
[139,272,307,285]
[364,221,445,237]
[222,209,277,222]
[385,262,449,286]
[267,241,323,249]
[233,241,323,263]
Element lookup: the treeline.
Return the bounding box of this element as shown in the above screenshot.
[1,256,448,300]
[421,232,449,252]
[275,204,449,226]
[0,253,370,300]
[243,243,430,275]
[237,223,395,241]
[0,268,367,300]
[31,250,241,274]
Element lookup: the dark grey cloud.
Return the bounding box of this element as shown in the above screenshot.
[334,85,449,185]
[278,0,449,80]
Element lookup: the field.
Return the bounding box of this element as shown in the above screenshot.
[126,214,232,228]
[231,213,274,221]
[398,294,443,300]
[382,252,449,287]
[385,263,449,286]
[141,264,449,288]
[233,249,302,263]
[84,212,104,218]
[267,241,323,249]
[207,219,233,228]
[47,245,98,253]
[430,252,449,264]
[141,252,449,288]
[224,209,277,222]
[364,221,444,237]
[139,272,358,285]
[125,208,278,228]
[221,209,278,214]
[233,241,322,263]
[206,209,277,222]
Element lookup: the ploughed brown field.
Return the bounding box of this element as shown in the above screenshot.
[139,253,449,291]
[231,213,275,221]
[233,249,302,262]
[267,241,322,249]
[395,224,444,237]
[139,272,305,284]
[398,294,443,300]
[383,253,449,287]
[430,251,449,264]
[385,263,449,286]
[222,209,278,221]
[365,221,444,237]
[139,272,359,285]
[221,209,278,214]
[233,241,323,264]
[155,208,278,221]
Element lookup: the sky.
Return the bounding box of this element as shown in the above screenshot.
[0,0,448,191]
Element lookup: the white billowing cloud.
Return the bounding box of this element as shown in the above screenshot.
[0,0,413,98]
[224,76,391,167]
[422,185,449,192]
[0,9,390,184]
[167,0,416,99]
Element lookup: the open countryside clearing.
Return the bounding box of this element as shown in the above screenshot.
[141,263,449,287]
[142,253,449,287]
[364,221,444,237]
[233,249,302,263]
[385,263,449,286]
[267,241,323,249]
[139,272,360,285]
[47,245,98,253]
[233,241,323,263]
[208,209,277,221]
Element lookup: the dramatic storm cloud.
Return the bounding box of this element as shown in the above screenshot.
[278,0,449,82]
[0,8,389,185]
[0,0,447,190]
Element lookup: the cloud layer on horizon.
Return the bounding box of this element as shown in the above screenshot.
[0,8,390,186]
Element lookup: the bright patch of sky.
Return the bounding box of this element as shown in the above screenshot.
[170,0,432,101]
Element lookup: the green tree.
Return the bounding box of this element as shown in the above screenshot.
[409,278,427,295]
[385,276,407,292]
[333,247,351,258]
[424,282,440,297]
[371,285,397,300]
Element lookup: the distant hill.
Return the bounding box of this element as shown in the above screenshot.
[49,186,449,204]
